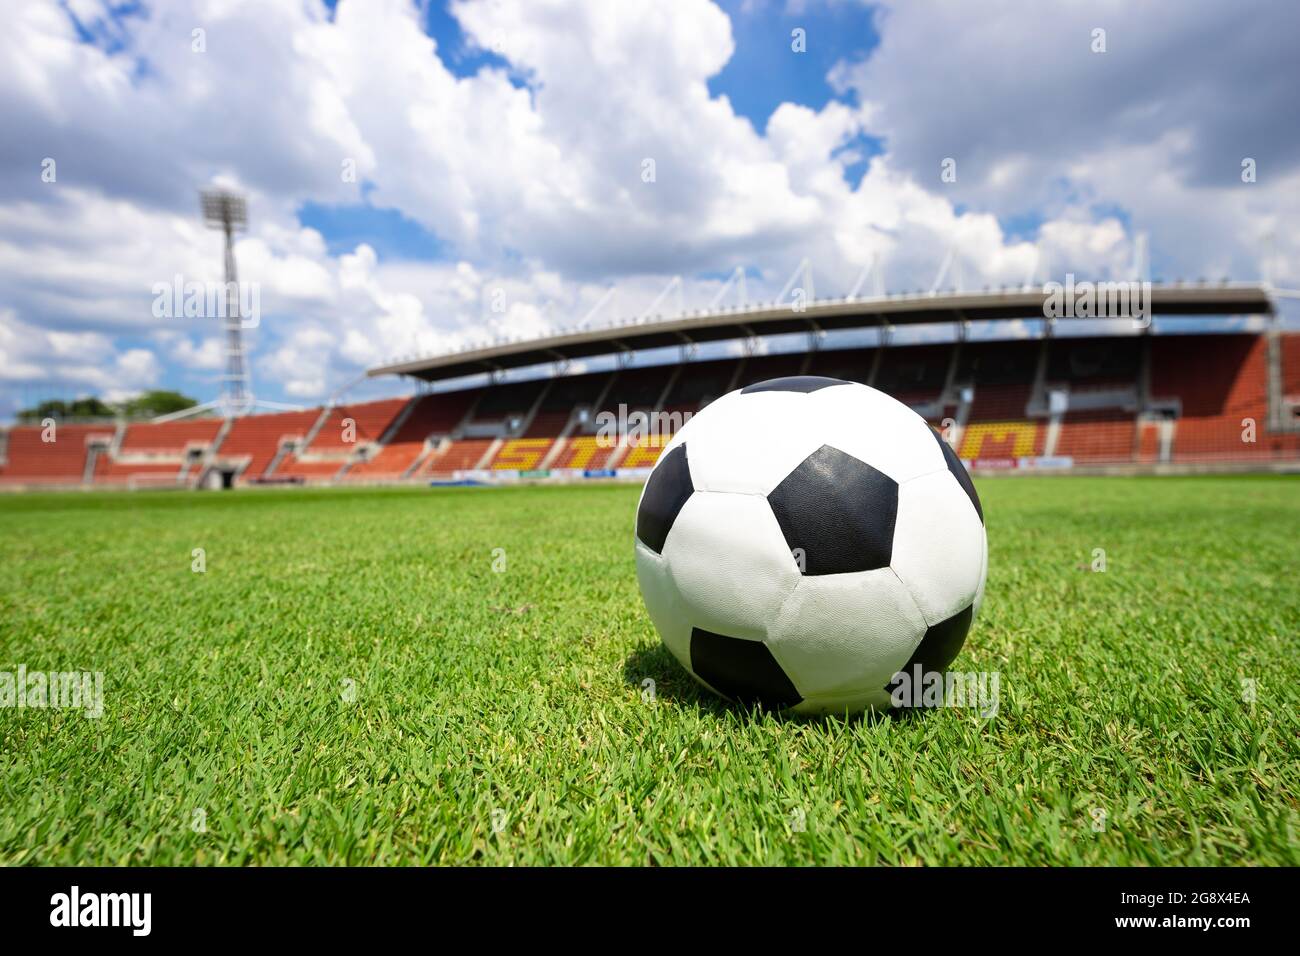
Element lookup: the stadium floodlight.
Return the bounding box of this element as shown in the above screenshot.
[201,190,248,233]
[201,187,252,418]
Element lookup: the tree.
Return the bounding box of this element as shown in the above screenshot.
[118,390,198,418]
[15,390,200,422]
[16,397,115,422]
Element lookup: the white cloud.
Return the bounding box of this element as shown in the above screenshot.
[0,0,1295,418]
[0,308,160,402]
[167,335,224,371]
[832,0,1300,282]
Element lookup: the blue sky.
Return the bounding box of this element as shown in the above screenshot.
[298,194,452,261]
[707,0,878,133]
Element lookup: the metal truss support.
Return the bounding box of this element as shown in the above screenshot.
[640,275,684,322]
[709,267,749,311]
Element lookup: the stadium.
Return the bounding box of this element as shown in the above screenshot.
[3,281,1298,488]
[1,0,1297,904]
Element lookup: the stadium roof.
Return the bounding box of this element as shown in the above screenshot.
[368,281,1276,383]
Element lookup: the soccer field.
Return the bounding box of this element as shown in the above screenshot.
[1,476,1296,866]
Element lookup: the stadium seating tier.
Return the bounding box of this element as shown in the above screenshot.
[5,332,1299,487]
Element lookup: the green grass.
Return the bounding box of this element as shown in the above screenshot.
[0,476,1296,865]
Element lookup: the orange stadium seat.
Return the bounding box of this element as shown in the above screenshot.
[621,433,670,469]
[274,398,407,481]
[1153,334,1300,460]
[119,418,222,453]
[522,410,570,439]
[1282,333,1300,397]
[489,438,552,470]
[0,424,116,485]
[346,391,478,480]
[216,410,320,482]
[308,398,407,452]
[958,421,1041,460]
[550,434,617,471]
[966,383,1033,421]
[6,332,1298,490]
[426,438,495,476]
[1055,411,1136,462]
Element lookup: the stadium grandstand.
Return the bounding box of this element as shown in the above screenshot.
[2,283,1298,490]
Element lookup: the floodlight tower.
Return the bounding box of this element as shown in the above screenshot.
[201,188,252,417]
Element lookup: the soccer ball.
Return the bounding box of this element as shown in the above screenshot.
[634,375,986,715]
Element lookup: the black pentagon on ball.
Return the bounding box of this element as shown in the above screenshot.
[690,627,802,709]
[930,427,983,524]
[635,443,694,554]
[741,375,850,394]
[882,603,973,701]
[767,444,898,575]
